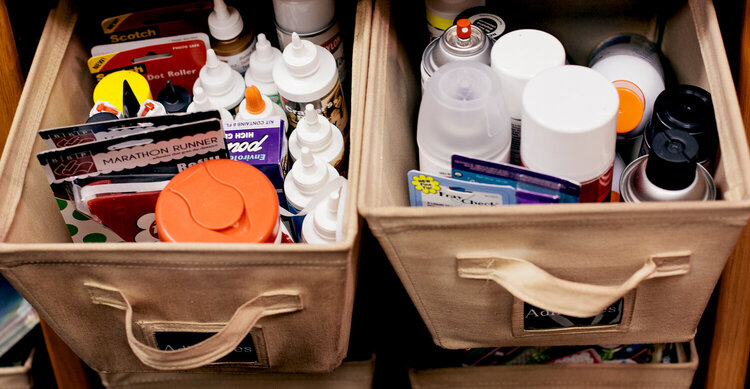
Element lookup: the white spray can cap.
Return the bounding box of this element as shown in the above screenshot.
[197,49,246,110]
[282,33,320,77]
[246,34,282,84]
[272,0,335,34]
[208,0,244,41]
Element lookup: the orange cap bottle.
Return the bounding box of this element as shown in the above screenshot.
[155,159,281,243]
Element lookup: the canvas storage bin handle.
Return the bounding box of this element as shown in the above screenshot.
[456,252,691,318]
[85,283,303,370]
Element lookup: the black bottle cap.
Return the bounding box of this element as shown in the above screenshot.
[645,85,717,162]
[121,80,141,118]
[645,129,700,190]
[157,81,192,113]
[85,112,119,123]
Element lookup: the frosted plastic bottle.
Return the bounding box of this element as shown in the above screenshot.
[273,33,348,139]
[301,189,341,244]
[284,147,339,240]
[244,34,283,104]
[186,85,235,123]
[235,85,289,133]
[425,0,485,41]
[288,104,345,173]
[208,0,256,74]
[194,49,246,112]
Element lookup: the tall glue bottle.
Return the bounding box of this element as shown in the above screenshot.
[194,49,246,113]
[289,104,345,174]
[273,33,348,140]
[208,0,256,75]
[244,34,283,104]
[301,189,343,244]
[235,85,289,134]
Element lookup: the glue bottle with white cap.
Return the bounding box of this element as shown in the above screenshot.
[194,49,246,113]
[289,104,345,173]
[186,85,235,123]
[273,33,348,138]
[235,85,289,133]
[244,33,282,104]
[284,147,340,241]
[208,0,256,75]
[301,188,342,244]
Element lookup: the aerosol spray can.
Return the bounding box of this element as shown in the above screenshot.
[421,18,492,87]
[272,0,346,81]
[621,129,715,202]
[640,85,718,175]
[425,0,485,41]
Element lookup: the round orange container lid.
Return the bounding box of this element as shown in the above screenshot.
[155,159,280,243]
[613,80,645,134]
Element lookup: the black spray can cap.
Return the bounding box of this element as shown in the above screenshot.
[646,129,699,190]
[157,81,192,113]
[645,85,716,162]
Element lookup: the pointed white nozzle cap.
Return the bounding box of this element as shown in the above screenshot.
[292,147,330,194]
[295,104,332,151]
[312,190,340,241]
[209,0,244,41]
[191,86,213,110]
[282,33,320,77]
[200,50,234,94]
[246,34,282,84]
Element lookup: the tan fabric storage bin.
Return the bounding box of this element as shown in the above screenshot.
[0,350,34,389]
[0,0,371,374]
[359,0,750,348]
[98,357,375,389]
[408,342,698,389]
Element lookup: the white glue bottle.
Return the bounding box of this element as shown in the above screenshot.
[194,49,246,113]
[235,85,289,133]
[208,0,256,75]
[273,33,348,139]
[284,147,340,240]
[289,104,345,173]
[186,85,235,123]
[244,34,283,104]
[301,188,342,244]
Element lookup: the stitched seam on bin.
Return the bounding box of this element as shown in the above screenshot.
[1,262,348,270]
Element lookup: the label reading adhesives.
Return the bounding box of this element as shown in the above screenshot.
[524,299,624,330]
[154,331,259,363]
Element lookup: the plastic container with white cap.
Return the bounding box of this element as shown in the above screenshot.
[490,29,566,165]
[273,33,348,138]
[272,0,346,81]
[284,147,340,240]
[186,85,235,123]
[301,188,342,244]
[208,0,256,74]
[235,85,289,133]
[244,33,283,104]
[194,49,246,112]
[289,104,345,173]
[417,61,511,177]
[424,0,485,41]
[521,65,619,203]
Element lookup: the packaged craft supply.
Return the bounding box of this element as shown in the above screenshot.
[185,86,235,122]
[417,61,511,177]
[235,86,289,133]
[424,0,485,41]
[421,18,492,87]
[100,2,212,44]
[194,49,246,112]
[208,0,256,74]
[408,170,515,207]
[288,104,345,174]
[92,71,152,114]
[244,33,283,104]
[91,32,211,57]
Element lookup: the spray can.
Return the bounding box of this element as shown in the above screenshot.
[244,34,283,104]
[186,85,235,123]
[208,0,256,75]
[194,49,246,113]
[273,33,348,139]
[425,0,485,41]
[490,29,566,165]
[621,129,715,202]
[588,34,666,164]
[640,85,718,174]
[137,99,167,117]
[272,0,346,81]
[521,65,619,203]
[301,188,342,244]
[289,104,345,174]
[421,19,492,87]
[284,147,340,241]
[235,86,289,134]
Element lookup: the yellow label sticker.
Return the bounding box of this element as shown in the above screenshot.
[411,174,440,194]
[426,11,455,32]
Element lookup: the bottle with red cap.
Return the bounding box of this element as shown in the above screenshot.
[420,18,493,87]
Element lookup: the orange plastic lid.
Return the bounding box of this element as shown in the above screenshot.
[155,159,280,243]
[613,80,645,134]
[456,19,471,40]
[245,86,266,115]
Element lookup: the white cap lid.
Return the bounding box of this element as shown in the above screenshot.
[491,29,566,118]
[272,0,335,34]
[137,99,167,117]
[521,65,619,182]
[248,34,282,83]
[291,148,330,194]
[295,104,333,150]
[282,33,320,77]
[312,189,340,241]
[187,85,235,122]
[198,49,245,109]
[208,0,244,41]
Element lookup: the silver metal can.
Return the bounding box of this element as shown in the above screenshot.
[420,20,493,87]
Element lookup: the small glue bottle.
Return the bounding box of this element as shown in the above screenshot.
[235,86,289,134]
[186,85,235,123]
[273,33,348,138]
[289,104,345,174]
[301,188,342,244]
[244,34,283,104]
[137,99,168,117]
[194,49,246,113]
[284,147,340,241]
[208,0,256,75]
